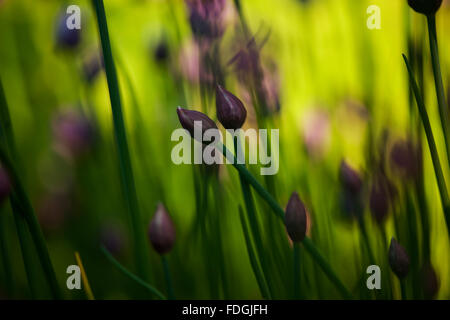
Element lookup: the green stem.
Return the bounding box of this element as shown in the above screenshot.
[0,208,13,296]
[403,54,450,235]
[426,15,450,164]
[216,141,352,299]
[293,243,301,299]
[100,246,166,300]
[233,136,275,297]
[91,0,150,280]
[161,255,175,300]
[238,206,271,299]
[0,76,60,299]
[302,237,352,299]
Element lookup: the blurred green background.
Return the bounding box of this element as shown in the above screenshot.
[0,0,449,299]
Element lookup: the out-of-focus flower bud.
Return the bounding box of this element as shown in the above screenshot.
[370,174,396,225]
[301,109,330,159]
[389,237,410,279]
[215,85,247,130]
[390,139,421,181]
[339,160,363,194]
[176,107,218,143]
[55,11,81,50]
[185,0,227,40]
[0,166,11,205]
[285,192,307,243]
[52,109,96,159]
[82,52,104,83]
[148,203,176,255]
[408,0,443,15]
[421,262,440,299]
[100,223,126,257]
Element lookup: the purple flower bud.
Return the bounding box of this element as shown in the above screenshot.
[185,0,227,39]
[421,262,439,299]
[100,223,126,257]
[82,52,104,83]
[215,85,247,130]
[148,203,176,255]
[154,40,169,63]
[390,139,421,181]
[52,109,96,159]
[389,238,410,279]
[55,12,81,50]
[176,107,218,143]
[370,174,396,225]
[285,192,307,243]
[408,0,443,15]
[0,166,11,204]
[339,160,363,194]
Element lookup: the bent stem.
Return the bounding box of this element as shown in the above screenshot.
[161,255,175,300]
[100,246,166,299]
[403,54,450,235]
[92,0,150,280]
[215,141,352,299]
[426,15,450,164]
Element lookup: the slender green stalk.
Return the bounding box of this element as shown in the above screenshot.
[426,15,450,164]
[100,246,166,300]
[216,141,352,298]
[293,243,301,299]
[0,76,61,299]
[161,256,175,300]
[302,238,352,299]
[403,54,450,234]
[238,207,271,299]
[11,202,39,299]
[233,136,275,297]
[91,0,150,280]
[400,279,407,300]
[0,148,61,299]
[0,208,13,296]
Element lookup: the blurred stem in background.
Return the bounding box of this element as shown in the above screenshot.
[426,15,450,165]
[403,55,450,236]
[91,0,150,281]
[0,76,61,299]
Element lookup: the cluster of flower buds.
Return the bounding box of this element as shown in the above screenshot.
[284,192,308,243]
[148,203,176,255]
[408,0,443,15]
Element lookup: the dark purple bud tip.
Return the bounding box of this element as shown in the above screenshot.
[408,0,442,15]
[370,174,395,225]
[389,237,410,279]
[0,166,11,204]
[55,13,81,50]
[176,107,218,143]
[215,85,247,130]
[421,262,439,299]
[148,203,176,255]
[339,160,362,194]
[285,192,307,243]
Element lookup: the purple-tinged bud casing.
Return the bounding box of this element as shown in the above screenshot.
[176,107,218,143]
[408,0,443,15]
[148,203,176,255]
[389,237,410,279]
[285,192,307,242]
[339,160,362,194]
[215,85,247,130]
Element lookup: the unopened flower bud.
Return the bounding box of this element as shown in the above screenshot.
[389,237,410,279]
[339,160,362,194]
[148,203,176,255]
[215,85,247,130]
[176,107,218,143]
[285,192,307,243]
[55,12,81,50]
[421,262,439,299]
[408,0,443,15]
[0,166,11,204]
